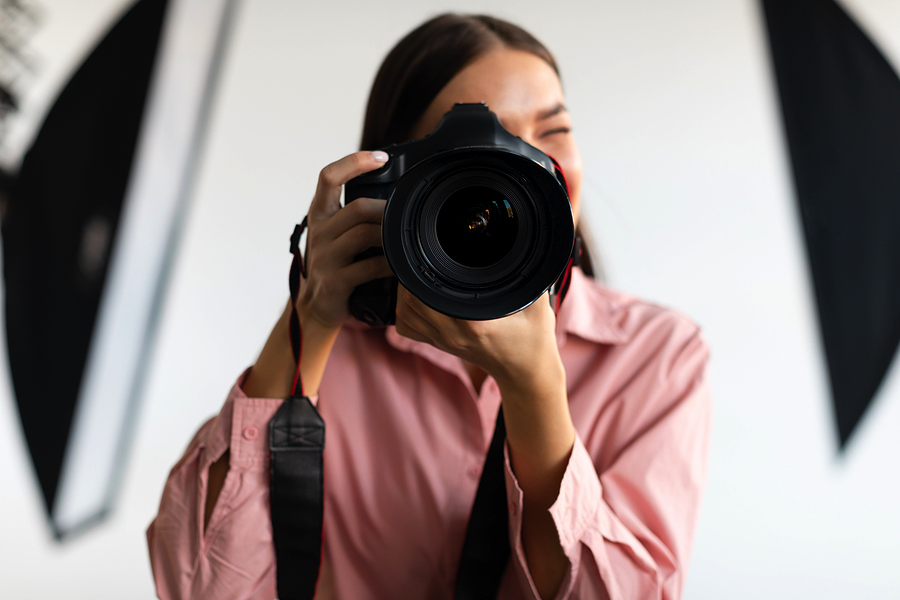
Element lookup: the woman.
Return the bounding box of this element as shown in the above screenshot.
[148,14,710,600]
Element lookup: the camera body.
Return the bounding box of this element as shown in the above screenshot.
[345,103,575,326]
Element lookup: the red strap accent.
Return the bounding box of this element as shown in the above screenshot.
[547,156,576,315]
[547,155,570,197]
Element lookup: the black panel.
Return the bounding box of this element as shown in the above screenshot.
[2,0,169,516]
[761,0,900,447]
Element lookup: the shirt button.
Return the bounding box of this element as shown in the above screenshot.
[467,466,481,480]
[243,425,259,440]
[509,500,518,516]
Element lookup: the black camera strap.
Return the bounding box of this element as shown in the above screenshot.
[269,216,579,599]
[454,407,510,599]
[270,216,327,600]
[269,393,325,600]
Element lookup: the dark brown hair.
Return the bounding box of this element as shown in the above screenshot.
[360,13,597,278]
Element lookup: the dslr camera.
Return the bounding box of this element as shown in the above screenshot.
[345,103,575,326]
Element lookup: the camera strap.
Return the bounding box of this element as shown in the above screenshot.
[270,216,327,600]
[454,407,511,599]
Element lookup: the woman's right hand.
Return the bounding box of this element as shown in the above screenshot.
[297,150,393,330]
[242,151,392,399]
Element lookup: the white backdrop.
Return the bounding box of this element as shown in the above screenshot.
[1,1,899,598]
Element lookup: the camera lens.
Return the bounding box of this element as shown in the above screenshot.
[435,186,517,268]
[381,149,573,321]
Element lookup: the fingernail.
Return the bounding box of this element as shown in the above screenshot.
[370,150,389,163]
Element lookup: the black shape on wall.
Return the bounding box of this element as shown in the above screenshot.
[761,0,900,447]
[1,0,169,518]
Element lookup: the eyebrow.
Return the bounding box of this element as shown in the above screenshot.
[537,103,567,121]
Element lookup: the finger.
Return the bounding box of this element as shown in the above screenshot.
[338,255,394,289]
[317,197,386,243]
[309,151,389,220]
[304,199,385,279]
[400,286,455,332]
[396,288,445,344]
[330,222,383,265]
[305,222,382,278]
[395,293,438,345]
[395,315,433,345]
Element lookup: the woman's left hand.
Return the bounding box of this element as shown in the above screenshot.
[394,286,562,396]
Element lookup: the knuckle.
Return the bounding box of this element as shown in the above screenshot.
[344,197,383,222]
[345,198,364,216]
[319,164,340,187]
[352,196,374,212]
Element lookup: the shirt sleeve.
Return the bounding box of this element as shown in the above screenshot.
[146,373,288,600]
[503,328,711,600]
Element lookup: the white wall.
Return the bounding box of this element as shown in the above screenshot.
[1,1,898,598]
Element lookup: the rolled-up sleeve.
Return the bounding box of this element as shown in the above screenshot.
[504,328,711,600]
[147,376,286,600]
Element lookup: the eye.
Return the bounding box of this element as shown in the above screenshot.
[540,127,571,138]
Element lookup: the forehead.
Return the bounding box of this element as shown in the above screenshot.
[415,48,565,136]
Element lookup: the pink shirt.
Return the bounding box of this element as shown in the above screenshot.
[147,268,710,600]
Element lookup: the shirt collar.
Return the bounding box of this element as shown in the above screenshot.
[554,266,629,346]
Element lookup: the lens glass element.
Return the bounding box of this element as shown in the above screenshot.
[435,186,518,268]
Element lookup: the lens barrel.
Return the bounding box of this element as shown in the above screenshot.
[382,148,573,321]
